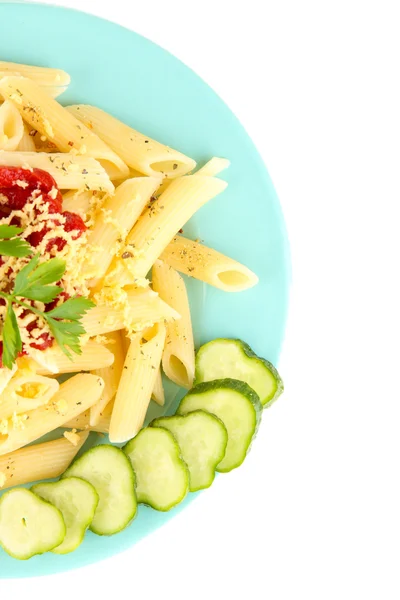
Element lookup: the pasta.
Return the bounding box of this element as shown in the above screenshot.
[106,175,228,284]
[0,374,104,456]
[0,76,130,180]
[152,260,195,388]
[151,367,165,406]
[90,331,124,426]
[0,61,70,86]
[33,341,115,375]
[109,323,166,443]
[17,124,37,151]
[66,104,196,178]
[81,287,180,337]
[0,60,261,499]
[81,176,161,283]
[0,100,24,151]
[0,374,59,419]
[160,235,259,292]
[0,151,114,192]
[0,432,88,490]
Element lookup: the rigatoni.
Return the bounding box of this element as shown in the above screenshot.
[0,151,114,192]
[109,323,166,443]
[0,76,129,179]
[66,104,196,178]
[0,433,89,490]
[0,374,104,456]
[160,235,259,292]
[152,260,195,388]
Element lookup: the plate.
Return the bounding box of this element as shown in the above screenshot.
[0,2,290,577]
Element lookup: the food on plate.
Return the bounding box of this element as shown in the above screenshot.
[0,60,283,560]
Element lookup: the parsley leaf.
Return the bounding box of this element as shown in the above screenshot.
[13,256,65,303]
[46,317,86,359]
[0,225,24,239]
[46,296,95,320]
[0,225,32,258]
[2,303,22,370]
[0,239,33,258]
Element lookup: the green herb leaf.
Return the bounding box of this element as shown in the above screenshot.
[46,317,85,360]
[24,258,66,287]
[13,254,41,296]
[0,225,24,239]
[0,239,33,258]
[13,256,66,302]
[2,303,22,369]
[46,296,95,320]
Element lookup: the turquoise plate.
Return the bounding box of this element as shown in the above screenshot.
[0,2,290,578]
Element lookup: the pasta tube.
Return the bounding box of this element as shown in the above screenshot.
[152,260,195,388]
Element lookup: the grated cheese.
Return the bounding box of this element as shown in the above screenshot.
[63,429,80,446]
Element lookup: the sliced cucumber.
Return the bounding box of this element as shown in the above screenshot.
[0,488,65,560]
[32,477,99,554]
[195,338,283,407]
[124,428,189,511]
[177,379,262,473]
[63,445,137,536]
[151,411,228,492]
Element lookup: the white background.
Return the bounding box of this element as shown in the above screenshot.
[1,0,400,598]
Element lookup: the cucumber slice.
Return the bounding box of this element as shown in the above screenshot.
[151,411,228,491]
[0,488,65,560]
[195,338,283,407]
[124,428,189,511]
[32,477,99,554]
[63,445,137,536]
[177,379,262,473]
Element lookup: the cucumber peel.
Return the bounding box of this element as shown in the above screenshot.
[195,338,283,407]
[63,445,137,536]
[124,428,189,511]
[32,477,99,554]
[177,379,262,472]
[0,488,66,560]
[151,410,228,491]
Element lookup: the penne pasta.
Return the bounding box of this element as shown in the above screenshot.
[90,331,124,426]
[0,100,24,150]
[82,177,161,283]
[63,401,112,434]
[107,175,228,283]
[0,76,129,180]
[151,367,165,406]
[0,61,70,86]
[17,124,37,151]
[0,374,104,456]
[32,341,114,375]
[109,323,166,443]
[82,287,180,337]
[0,374,59,419]
[160,235,259,292]
[195,157,231,177]
[0,432,89,490]
[0,151,114,192]
[152,260,195,388]
[0,366,17,397]
[66,104,196,178]
[62,189,103,217]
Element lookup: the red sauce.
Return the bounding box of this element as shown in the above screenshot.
[0,167,86,366]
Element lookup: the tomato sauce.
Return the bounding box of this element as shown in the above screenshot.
[0,166,86,365]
